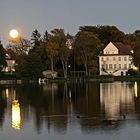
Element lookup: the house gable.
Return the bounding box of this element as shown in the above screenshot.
[103,42,118,55]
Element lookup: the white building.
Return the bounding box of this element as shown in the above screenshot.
[99,42,133,76]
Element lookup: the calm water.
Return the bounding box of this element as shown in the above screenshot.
[0,81,140,140]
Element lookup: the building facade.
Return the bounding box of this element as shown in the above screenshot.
[3,49,16,73]
[99,42,133,76]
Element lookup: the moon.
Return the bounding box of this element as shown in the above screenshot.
[9,29,19,39]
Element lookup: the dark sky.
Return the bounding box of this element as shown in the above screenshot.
[0,0,140,45]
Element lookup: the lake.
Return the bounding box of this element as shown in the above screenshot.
[0,81,140,140]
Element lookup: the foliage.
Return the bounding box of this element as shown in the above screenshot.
[29,29,41,53]
[50,28,70,78]
[16,53,43,79]
[30,30,49,69]
[74,30,101,75]
[42,33,59,78]
[0,41,6,71]
[80,25,125,46]
[6,38,31,55]
[133,40,140,73]
[127,68,138,75]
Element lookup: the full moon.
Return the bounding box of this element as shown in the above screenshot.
[9,29,19,39]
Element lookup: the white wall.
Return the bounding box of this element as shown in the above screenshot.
[99,55,133,75]
[103,42,118,54]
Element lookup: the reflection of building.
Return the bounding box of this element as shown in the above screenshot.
[99,42,133,76]
[12,100,21,130]
[100,82,135,120]
[4,49,16,72]
[4,88,21,130]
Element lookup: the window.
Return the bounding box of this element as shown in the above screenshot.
[124,57,127,61]
[106,64,108,69]
[107,57,109,61]
[118,57,121,61]
[129,64,131,69]
[124,64,127,69]
[109,64,112,69]
[101,57,104,61]
[113,57,116,61]
[114,64,116,69]
[119,64,121,69]
[101,64,104,68]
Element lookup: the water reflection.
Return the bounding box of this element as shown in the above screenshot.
[100,82,135,120]
[12,100,21,130]
[0,81,140,135]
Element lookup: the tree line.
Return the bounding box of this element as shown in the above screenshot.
[0,25,140,79]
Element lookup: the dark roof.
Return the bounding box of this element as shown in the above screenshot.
[100,42,133,56]
[112,42,132,55]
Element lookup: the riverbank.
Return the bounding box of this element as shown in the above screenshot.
[0,75,140,84]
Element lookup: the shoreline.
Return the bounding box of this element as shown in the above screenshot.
[0,75,140,84]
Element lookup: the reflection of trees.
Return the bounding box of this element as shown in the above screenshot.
[71,82,101,117]
[0,87,7,128]
[1,81,140,133]
[16,83,68,133]
[70,82,106,132]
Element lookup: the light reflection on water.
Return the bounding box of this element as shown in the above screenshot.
[0,81,140,140]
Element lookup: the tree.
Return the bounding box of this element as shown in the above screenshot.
[29,30,41,53]
[16,53,43,79]
[0,41,6,71]
[74,30,101,76]
[80,25,125,46]
[50,29,70,78]
[6,38,31,55]
[133,40,140,73]
[43,34,59,78]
